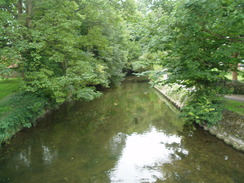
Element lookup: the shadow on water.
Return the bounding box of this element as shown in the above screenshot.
[0,76,243,183]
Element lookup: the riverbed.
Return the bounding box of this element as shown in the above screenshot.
[0,77,243,183]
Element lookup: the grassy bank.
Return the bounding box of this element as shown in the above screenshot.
[0,79,53,144]
[0,92,52,144]
[0,78,22,100]
[224,99,244,116]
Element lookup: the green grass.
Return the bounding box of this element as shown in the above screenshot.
[224,99,244,116]
[0,78,22,100]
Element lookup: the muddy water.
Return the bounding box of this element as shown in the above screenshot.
[0,77,243,183]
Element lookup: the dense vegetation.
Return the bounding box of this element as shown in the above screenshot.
[0,0,141,103]
[135,0,244,125]
[0,0,243,137]
[0,92,51,141]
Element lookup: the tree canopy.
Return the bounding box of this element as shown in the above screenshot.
[0,0,141,102]
[136,0,244,124]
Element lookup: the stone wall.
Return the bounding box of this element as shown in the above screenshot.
[155,85,244,152]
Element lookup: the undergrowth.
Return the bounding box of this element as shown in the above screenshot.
[0,92,52,143]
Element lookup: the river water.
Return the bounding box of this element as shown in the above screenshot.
[0,77,244,183]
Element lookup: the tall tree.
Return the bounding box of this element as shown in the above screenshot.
[139,0,244,125]
[0,0,139,102]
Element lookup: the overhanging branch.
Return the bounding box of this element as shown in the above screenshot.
[0,5,17,18]
[202,28,244,43]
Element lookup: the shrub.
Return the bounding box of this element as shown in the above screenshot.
[225,81,244,95]
[180,93,223,126]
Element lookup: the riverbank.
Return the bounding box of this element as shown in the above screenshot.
[0,78,54,145]
[155,85,244,152]
[0,92,54,145]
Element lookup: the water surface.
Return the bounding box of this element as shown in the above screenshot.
[0,77,244,183]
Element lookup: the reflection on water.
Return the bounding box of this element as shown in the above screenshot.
[109,127,187,183]
[17,146,31,168]
[0,77,244,183]
[42,144,57,165]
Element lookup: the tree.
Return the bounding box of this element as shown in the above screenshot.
[0,0,140,102]
[139,0,244,125]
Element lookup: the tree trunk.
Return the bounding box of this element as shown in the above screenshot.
[26,0,33,28]
[232,69,238,82]
[18,0,23,19]
[232,53,239,82]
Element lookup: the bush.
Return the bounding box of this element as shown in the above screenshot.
[0,92,51,143]
[180,94,223,126]
[225,81,244,95]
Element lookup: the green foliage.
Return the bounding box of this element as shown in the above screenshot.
[180,92,223,126]
[0,0,140,103]
[224,81,244,94]
[0,65,12,79]
[137,0,244,125]
[0,92,51,143]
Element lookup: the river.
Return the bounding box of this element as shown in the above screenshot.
[0,77,243,183]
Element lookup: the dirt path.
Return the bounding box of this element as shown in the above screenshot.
[224,95,244,102]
